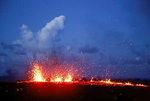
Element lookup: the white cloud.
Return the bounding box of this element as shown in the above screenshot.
[13,15,65,54]
[20,24,33,40]
[0,15,66,77]
[38,15,65,47]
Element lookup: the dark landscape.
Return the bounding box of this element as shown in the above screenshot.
[0,82,150,101]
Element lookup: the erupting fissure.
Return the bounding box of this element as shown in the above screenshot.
[27,61,148,87]
[30,62,73,82]
[32,64,45,82]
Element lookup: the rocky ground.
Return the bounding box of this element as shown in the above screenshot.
[0,82,150,101]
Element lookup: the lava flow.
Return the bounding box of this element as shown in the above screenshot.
[24,61,149,87]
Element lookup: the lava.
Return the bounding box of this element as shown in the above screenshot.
[31,63,45,82]
[54,76,63,82]
[31,64,72,82]
[90,79,148,87]
[64,75,72,82]
[99,79,113,84]
[49,75,72,82]
[26,60,149,87]
[125,82,133,86]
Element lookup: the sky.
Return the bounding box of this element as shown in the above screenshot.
[0,0,150,81]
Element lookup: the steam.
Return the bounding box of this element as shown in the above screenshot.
[38,15,65,46]
[13,15,65,53]
[0,15,66,81]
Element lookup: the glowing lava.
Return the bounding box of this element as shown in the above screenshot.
[26,61,148,87]
[98,79,113,84]
[88,78,148,87]
[54,76,63,82]
[32,64,45,82]
[49,75,72,82]
[30,63,73,82]
[125,82,133,86]
[64,75,72,82]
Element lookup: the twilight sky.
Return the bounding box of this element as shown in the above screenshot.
[0,0,150,81]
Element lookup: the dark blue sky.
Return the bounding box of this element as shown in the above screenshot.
[0,0,150,81]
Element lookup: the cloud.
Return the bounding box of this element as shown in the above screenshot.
[12,15,65,57]
[119,41,150,65]
[38,15,65,47]
[0,42,27,56]
[0,42,22,50]
[5,68,18,77]
[13,15,65,52]
[0,52,8,56]
[78,44,99,53]
[14,51,27,55]
[129,44,150,65]
[0,15,66,80]
[20,24,34,40]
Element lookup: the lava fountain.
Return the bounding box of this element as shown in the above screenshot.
[25,59,149,87]
[31,63,45,82]
[28,60,73,82]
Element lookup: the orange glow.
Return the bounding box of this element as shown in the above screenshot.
[116,82,123,85]
[49,75,73,82]
[26,60,148,87]
[30,62,73,82]
[100,79,113,84]
[30,63,73,82]
[28,58,75,83]
[90,79,93,82]
[64,75,72,82]
[32,64,45,82]
[54,76,63,82]
[125,82,133,86]
[90,77,94,82]
[18,78,149,87]
[135,84,148,87]
[34,71,42,81]
[105,79,112,84]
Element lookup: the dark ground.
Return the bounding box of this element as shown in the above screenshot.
[0,82,150,101]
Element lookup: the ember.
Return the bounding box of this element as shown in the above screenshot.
[26,60,149,87]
